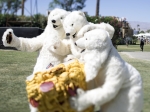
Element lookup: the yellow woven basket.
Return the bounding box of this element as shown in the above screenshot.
[26,60,94,112]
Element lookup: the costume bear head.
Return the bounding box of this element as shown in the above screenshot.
[75,29,112,50]
[63,11,115,42]
[48,8,70,30]
[63,11,89,41]
[75,29,112,81]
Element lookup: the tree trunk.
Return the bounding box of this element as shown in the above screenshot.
[96,0,100,16]
[22,0,24,16]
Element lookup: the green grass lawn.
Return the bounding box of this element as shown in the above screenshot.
[0,50,37,112]
[0,49,150,112]
[117,42,150,52]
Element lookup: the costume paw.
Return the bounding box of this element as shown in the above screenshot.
[29,103,38,112]
[49,45,61,55]
[2,29,19,47]
[51,45,57,51]
[64,55,77,62]
[77,25,91,38]
[48,38,61,52]
[70,88,91,111]
[52,41,60,49]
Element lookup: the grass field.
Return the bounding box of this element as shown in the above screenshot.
[117,43,150,52]
[0,48,150,112]
[0,50,37,112]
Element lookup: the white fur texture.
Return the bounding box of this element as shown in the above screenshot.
[71,29,143,112]
[2,8,70,112]
[77,22,115,39]
[64,11,89,59]
[52,11,115,62]
[2,8,70,74]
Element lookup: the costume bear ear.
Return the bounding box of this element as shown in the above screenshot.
[78,11,85,17]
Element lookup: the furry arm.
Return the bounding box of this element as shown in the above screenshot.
[49,39,71,56]
[70,65,125,111]
[77,23,115,39]
[2,29,44,52]
[84,51,102,82]
[77,24,97,38]
[85,66,124,106]
[17,36,43,52]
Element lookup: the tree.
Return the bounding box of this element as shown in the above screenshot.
[0,0,4,13]
[140,31,145,33]
[12,0,23,14]
[0,0,7,14]
[95,0,100,16]
[0,0,26,14]
[49,0,86,11]
[21,0,25,15]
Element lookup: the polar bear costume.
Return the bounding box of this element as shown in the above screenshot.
[51,11,115,61]
[2,8,70,76]
[70,29,143,112]
[2,8,71,112]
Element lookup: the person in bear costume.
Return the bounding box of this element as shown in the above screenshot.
[69,29,143,112]
[2,8,70,112]
[50,11,115,61]
[2,8,70,75]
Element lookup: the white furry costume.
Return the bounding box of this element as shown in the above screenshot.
[2,8,70,75]
[70,29,143,112]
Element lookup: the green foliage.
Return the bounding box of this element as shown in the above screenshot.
[131,36,138,45]
[0,14,47,29]
[30,14,47,28]
[0,14,7,26]
[0,0,27,14]
[49,0,86,11]
[30,14,47,29]
[86,16,101,24]
[140,30,145,33]
[0,14,19,26]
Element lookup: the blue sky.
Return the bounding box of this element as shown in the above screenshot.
[18,0,150,23]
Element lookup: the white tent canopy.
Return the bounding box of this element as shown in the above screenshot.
[134,33,150,37]
[144,33,150,36]
[134,33,150,40]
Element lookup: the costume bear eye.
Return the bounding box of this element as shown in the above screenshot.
[61,17,63,19]
[71,24,74,26]
[86,38,87,40]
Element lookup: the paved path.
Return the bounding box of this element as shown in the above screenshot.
[120,52,150,61]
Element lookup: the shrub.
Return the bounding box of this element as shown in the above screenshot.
[0,14,47,29]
